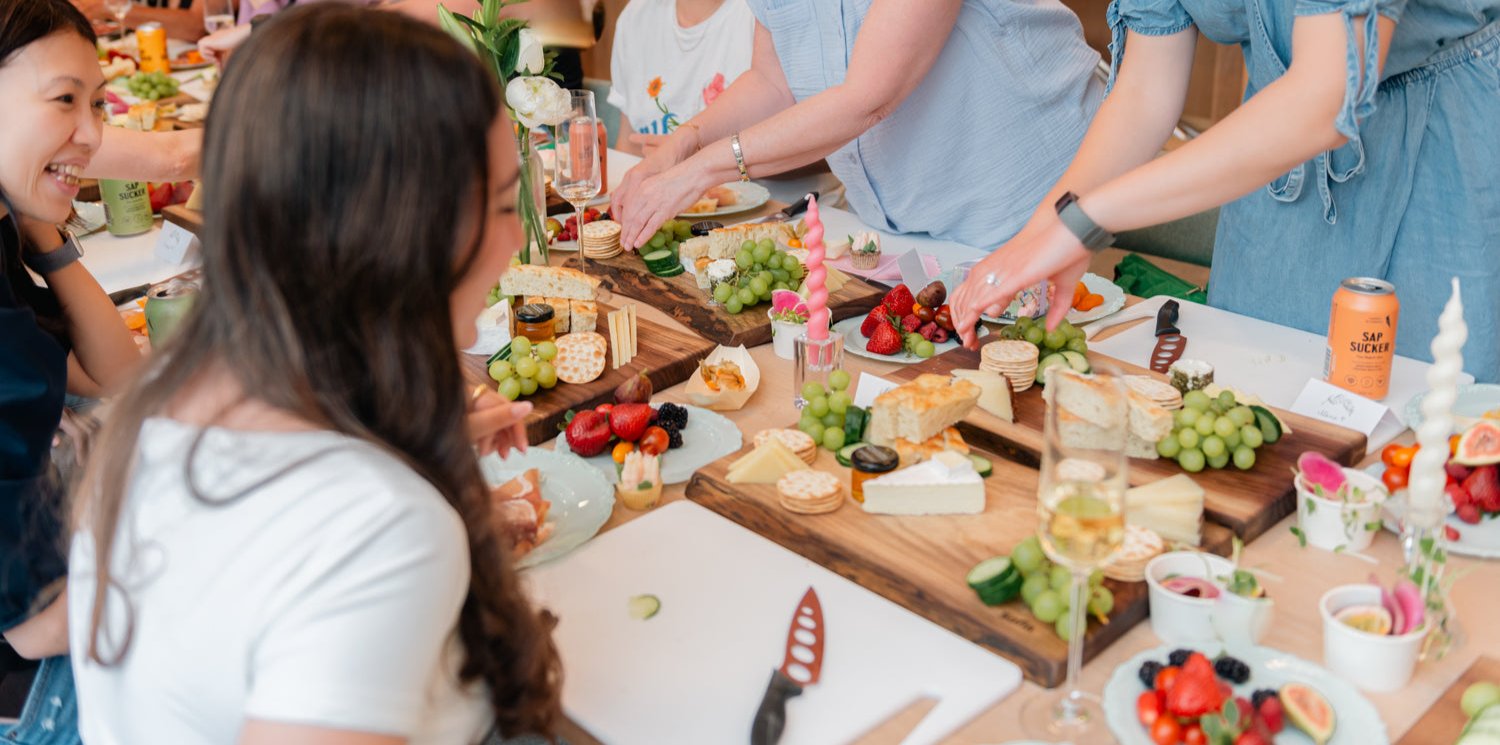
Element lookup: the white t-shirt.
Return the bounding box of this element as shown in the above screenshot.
[607,0,755,137]
[68,418,492,745]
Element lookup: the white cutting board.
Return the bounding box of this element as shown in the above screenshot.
[1087,296,1471,451]
[523,501,1022,745]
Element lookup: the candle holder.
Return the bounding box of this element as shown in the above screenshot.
[794,334,844,409]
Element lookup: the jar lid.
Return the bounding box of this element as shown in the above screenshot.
[516,303,555,323]
[851,445,899,473]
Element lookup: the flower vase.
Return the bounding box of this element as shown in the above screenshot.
[516,134,549,265]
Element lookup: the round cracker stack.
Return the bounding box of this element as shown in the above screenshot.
[980,340,1041,393]
[553,332,607,384]
[777,469,843,514]
[1103,524,1165,583]
[753,428,818,465]
[580,220,622,260]
[1125,375,1184,411]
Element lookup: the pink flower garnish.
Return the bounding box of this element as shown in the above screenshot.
[701,72,726,107]
[770,289,808,321]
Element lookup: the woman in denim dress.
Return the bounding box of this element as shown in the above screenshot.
[952,0,1498,382]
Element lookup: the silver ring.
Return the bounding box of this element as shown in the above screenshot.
[984,272,1000,287]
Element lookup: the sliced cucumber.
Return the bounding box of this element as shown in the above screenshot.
[628,594,661,620]
[968,454,993,478]
[836,442,866,468]
[1250,405,1283,444]
[650,263,685,278]
[642,249,674,263]
[1036,353,1069,384]
[486,340,513,366]
[1060,350,1092,373]
[843,407,867,444]
[966,556,1015,589]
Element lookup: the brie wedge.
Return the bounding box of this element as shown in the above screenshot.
[862,451,985,516]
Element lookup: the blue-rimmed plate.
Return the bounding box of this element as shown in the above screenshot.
[480,447,614,569]
[553,404,742,485]
[1104,644,1387,744]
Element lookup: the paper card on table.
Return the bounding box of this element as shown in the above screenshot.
[896,250,932,291]
[155,221,200,265]
[852,373,899,409]
[1290,378,1401,437]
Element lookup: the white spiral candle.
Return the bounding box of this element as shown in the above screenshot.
[1407,278,1466,529]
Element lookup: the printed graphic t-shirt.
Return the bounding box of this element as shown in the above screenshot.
[607,0,754,137]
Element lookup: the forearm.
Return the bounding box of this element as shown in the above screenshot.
[29,231,142,392]
[3,588,69,660]
[88,127,201,182]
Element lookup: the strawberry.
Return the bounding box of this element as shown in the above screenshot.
[860,305,889,338]
[882,284,915,317]
[1457,502,1482,524]
[917,321,939,340]
[1447,525,1462,541]
[609,403,654,442]
[1166,653,1225,719]
[1463,465,1500,513]
[901,314,923,333]
[865,321,902,356]
[1447,462,1474,482]
[564,410,612,457]
[1256,694,1285,733]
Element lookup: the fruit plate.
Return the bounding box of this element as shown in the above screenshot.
[554,404,743,485]
[1373,466,1500,559]
[834,315,989,365]
[676,181,771,218]
[1104,643,1388,744]
[982,273,1127,326]
[479,447,614,569]
[1404,384,1500,433]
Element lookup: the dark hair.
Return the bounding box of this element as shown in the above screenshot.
[0,0,95,340]
[76,4,561,738]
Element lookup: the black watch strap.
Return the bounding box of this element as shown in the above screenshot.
[23,229,84,275]
[1054,191,1114,253]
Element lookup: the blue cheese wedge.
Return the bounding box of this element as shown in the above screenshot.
[861,451,985,516]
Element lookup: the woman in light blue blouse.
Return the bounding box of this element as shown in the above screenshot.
[611,0,1105,251]
[952,0,1498,381]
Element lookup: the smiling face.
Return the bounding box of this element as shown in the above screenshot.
[449,119,523,348]
[0,31,106,224]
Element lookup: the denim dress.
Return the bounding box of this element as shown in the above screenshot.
[1109,0,1500,381]
[745,0,1105,247]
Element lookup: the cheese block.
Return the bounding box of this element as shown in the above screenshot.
[606,306,638,369]
[569,300,597,334]
[866,374,980,447]
[499,265,600,301]
[680,222,795,262]
[626,304,637,359]
[862,451,985,516]
[1125,474,1204,546]
[951,370,1014,423]
[726,438,808,484]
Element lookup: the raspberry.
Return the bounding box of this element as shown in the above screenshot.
[901,314,923,333]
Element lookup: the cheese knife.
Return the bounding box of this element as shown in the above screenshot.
[1149,299,1187,373]
[750,586,825,745]
[742,191,818,226]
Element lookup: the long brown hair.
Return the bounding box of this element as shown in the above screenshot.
[74,4,560,737]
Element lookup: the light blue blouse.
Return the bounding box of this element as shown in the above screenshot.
[745,0,1104,248]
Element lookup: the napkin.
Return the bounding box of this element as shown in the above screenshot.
[829,252,940,285]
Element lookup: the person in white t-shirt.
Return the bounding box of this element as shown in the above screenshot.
[67,6,561,745]
[608,0,753,155]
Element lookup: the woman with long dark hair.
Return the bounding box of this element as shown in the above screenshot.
[1,0,141,741]
[68,5,560,743]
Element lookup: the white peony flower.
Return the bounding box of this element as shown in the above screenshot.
[514,28,545,75]
[506,76,571,129]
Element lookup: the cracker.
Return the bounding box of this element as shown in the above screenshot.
[554,332,607,384]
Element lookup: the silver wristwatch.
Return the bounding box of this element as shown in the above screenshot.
[1054,191,1114,252]
[23,228,84,274]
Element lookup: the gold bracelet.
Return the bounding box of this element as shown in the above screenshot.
[730,133,750,182]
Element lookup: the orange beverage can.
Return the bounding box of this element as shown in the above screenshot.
[1325,277,1399,399]
[136,23,170,73]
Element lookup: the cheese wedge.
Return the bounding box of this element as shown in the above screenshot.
[726,439,808,484]
[862,451,984,515]
[1125,474,1204,546]
[951,370,1014,423]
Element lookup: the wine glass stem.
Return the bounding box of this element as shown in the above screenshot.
[573,202,588,274]
[1060,569,1089,718]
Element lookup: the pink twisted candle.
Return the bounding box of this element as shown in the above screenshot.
[802,194,829,342]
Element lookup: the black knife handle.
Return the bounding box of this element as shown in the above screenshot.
[1155,299,1181,337]
[749,669,804,745]
[783,192,820,219]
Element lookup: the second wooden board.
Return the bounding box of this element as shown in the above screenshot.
[1398,655,1500,744]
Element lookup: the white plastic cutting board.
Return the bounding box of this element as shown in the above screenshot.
[1087,296,1471,451]
[523,501,1022,745]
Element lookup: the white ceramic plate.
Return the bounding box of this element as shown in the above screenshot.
[1403,383,1500,432]
[1369,464,1500,559]
[553,404,742,485]
[982,273,1127,326]
[72,201,107,235]
[479,447,614,569]
[834,315,989,365]
[1104,643,1387,744]
[677,181,771,218]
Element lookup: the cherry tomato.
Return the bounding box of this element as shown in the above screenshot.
[934,305,954,331]
[1137,690,1163,726]
[1154,666,1180,693]
[1182,723,1207,745]
[1382,443,1418,469]
[639,426,670,456]
[1382,465,1410,492]
[1150,715,1183,745]
[594,403,614,416]
[913,303,936,323]
[611,441,634,464]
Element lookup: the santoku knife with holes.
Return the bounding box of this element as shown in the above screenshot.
[1150,299,1187,373]
[750,586,824,745]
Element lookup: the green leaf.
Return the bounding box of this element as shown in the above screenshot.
[1289,525,1307,547]
[1334,544,1346,553]
[1365,520,1383,532]
[1305,495,1317,513]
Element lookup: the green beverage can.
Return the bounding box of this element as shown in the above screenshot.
[144,278,198,344]
[99,179,154,236]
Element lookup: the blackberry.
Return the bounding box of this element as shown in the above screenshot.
[1214,655,1251,685]
[655,403,689,431]
[667,427,683,449]
[1250,689,1278,709]
[1167,648,1194,667]
[1137,660,1163,689]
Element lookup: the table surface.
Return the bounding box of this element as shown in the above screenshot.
[76,165,1497,744]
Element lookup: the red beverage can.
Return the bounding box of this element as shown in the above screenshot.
[1325,277,1399,399]
[136,22,170,73]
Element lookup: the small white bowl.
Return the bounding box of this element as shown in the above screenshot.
[1320,584,1426,692]
[1211,590,1273,648]
[1145,551,1235,645]
[1295,468,1389,553]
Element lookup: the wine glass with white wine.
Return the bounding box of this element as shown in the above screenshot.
[1020,361,1129,744]
[103,0,132,41]
[202,0,236,34]
[554,90,602,275]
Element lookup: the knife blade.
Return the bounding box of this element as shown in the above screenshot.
[750,586,824,745]
[743,192,818,225]
[1149,299,1187,372]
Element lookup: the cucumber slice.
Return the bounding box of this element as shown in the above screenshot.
[966,556,1015,589]
[976,579,1022,606]
[1060,350,1092,373]
[1250,405,1283,444]
[836,442,866,468]
[650,263,685,278]
[968,454,993,478]
[1036,353,1069,384]
[843,407,867,444]
[642,249,674,263]
[628,594,661,620]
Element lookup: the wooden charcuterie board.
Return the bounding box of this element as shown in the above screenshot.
[1399,656,1500,744]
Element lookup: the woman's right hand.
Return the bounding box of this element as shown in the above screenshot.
[611,129,698,244]
[199,23,250,64]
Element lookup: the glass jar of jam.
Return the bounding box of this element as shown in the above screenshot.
[849,445,899,503]
[514,303,556,343]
